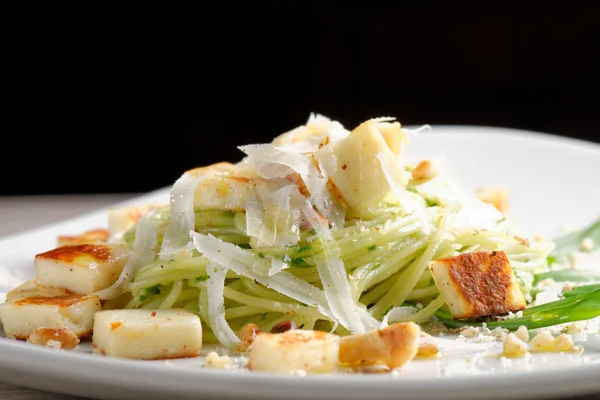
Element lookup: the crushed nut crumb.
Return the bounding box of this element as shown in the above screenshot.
[204,351,234,369]
[503,333,528,357]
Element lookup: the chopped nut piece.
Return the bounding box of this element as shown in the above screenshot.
[411,159,438,182]
[475,185,510,215]
[416,332,438,358]
[204,351,233,369]
[270,320,297,334]
[530,330,556,352]
[339,322,420,369]
[581,237,594,252]
[554,334,581,353]
[503,333,528,357]
[237,323,261,352]
[515,325,529,342]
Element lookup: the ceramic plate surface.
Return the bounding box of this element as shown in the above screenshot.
[2,126,600,400]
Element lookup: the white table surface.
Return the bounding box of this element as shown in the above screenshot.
[1,193,600,400]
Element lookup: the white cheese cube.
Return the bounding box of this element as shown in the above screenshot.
[429,250,526,319]
[186,162,257,213]
[0,281,101,339]
[248,329,340,374]
[92,309,203,360]
[34,241,129,294]
[314,120,409,217]
[108,203,166,242]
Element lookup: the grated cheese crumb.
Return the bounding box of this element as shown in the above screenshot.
[204,351,234,369]
[562,282,575,292]
[565,321,586,334]
[459,326,480,338]
[536,278,556,291]
[491,327,509,339]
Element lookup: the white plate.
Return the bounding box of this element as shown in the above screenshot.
[2,125,600,400]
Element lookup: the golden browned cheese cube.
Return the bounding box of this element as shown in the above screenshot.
[428,250,526,319]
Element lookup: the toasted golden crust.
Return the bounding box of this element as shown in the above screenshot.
[28,328,79,350]
[36,243,113,263]
[429,250,526,319]
[13,293,89,307]
[57,229,109,247]
[5,280,70,302]
[248,330,339,373]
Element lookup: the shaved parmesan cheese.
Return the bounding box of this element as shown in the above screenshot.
[206,263,240,349]
[160,173,204,260]
[94,211,159,300]
[245,185,299,248]
[376,152,419,215]
[191,232,333,318]
[268,257,290,277]
[239,144,344,230]
[298,193,370,334]
[380,306,418,329]
[402,124,431,136]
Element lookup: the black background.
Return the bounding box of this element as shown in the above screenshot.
[4,3,599,196]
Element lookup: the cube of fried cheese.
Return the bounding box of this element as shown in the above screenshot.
[92,309,203,360]
[314,120,409,218]
[248,330,340,374]
[428,250,526,319]
[0,281,101,339]
[34,241,129,294]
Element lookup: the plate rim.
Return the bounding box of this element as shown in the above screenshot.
[2,124,600,399]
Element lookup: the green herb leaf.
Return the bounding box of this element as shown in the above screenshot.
[194,275,209,283]
[295,245,312,254]
[435,285,600,331]
[290,257,313,268]
[550,218,600,263]
[145,284,162,295]
[368,244,378,251]
[533,269,600,286]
